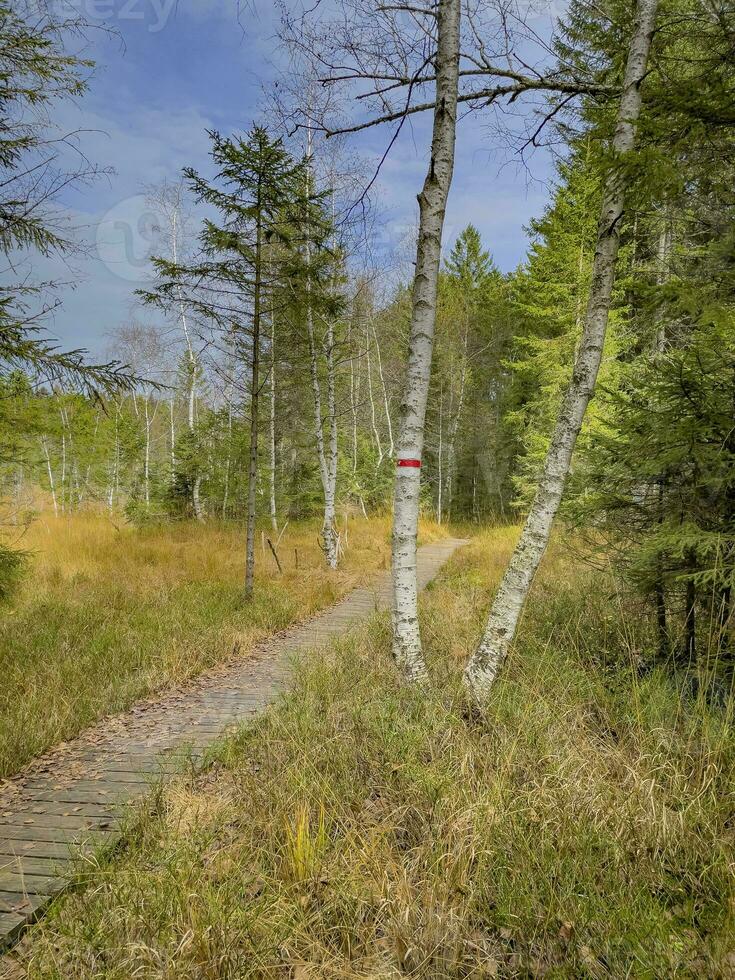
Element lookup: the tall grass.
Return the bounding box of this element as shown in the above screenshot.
[0,512,446,779]
[12,528,734,977]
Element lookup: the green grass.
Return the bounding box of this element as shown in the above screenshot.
[8,530,735,977]
[0,513,443,779]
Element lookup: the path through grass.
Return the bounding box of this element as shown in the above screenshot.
[0,513,445,779]
[9,526,733,976]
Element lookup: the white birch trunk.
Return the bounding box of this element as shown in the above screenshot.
[372,318,394,459]
[222,391,233,519]
[655,217,672,351]
[144,396,151,508]
[390,0,461,681]
[303,132,339,568]
[323,312,339,568]
[42,438,58,517]
[170,201,204,523]
[59,410,67,513]
[364,316,384,468]
[169,397,176,482]
[436,383,443,523]
[348,317,359,473]
[463,0,659,705]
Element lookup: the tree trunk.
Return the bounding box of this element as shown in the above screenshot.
[169,397,176,483]
[42,438,58,517]
[245,211,263,599]
[390,0,461,682]
[436,382,443,523]
[303,136,339,569]
[446,325,468,520]
[683,565,696,667]
[464,0,659,705]
[169,199,205,523]
[348,316,359,473]
[144,396,151,509]
[372,318,394,459]
[365,314,384,468]
[323,312,339,568]
[268,294,278,533]
[222,391,233,520]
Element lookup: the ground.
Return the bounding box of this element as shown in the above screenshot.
[0,513,445,779]
[5,526,734,978]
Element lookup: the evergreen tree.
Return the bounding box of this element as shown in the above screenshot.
[143,127,320,597]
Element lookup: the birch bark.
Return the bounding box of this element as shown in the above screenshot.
[365,315,384,468]
[168,192,205,522]
[303,132,339,568]
[463,0,659,705]
[42,438,58,517]
[390,0,461,681]
[372,319,394,459]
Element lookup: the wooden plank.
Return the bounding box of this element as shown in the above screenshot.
[0,855,75,877]
[0,538,466,951]
[67,770,165,785]
[0,891,48,915]
[0,826,115,844]
[0,812,117,830]
[0,840,82,861]
[0,909,27,944]
[21,777,151,795]
[0,870,61,896]
[23,788,139,805]
[3,800,124,818]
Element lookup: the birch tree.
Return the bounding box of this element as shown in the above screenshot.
[146,180,205,520]
[300,133,341,568]
[281,0,613,681]
[463,0,660,705]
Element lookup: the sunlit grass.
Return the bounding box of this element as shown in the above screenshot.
[12,527,733,977]
[0,510,448,778]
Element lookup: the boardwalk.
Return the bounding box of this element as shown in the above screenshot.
[0,537,466,948]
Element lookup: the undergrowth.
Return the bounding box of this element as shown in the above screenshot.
[8,529,735,978]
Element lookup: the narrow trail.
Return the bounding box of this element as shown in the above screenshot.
[0,537,467,949]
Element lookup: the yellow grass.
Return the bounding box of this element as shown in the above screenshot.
[11,526,734,977]
[0,510,448,779]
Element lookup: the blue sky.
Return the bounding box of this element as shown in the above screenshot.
[39,0,557,357]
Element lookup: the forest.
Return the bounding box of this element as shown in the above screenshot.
[0,0,734,975]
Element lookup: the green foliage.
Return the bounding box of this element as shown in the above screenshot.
[0,4,142,398]
[572,301,735,662]
[0,541,26,601]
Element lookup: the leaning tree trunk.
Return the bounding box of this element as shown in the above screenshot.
[464,0,659,706]
[390,0,461,682]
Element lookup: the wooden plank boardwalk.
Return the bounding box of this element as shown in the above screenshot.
[0,537,466,949]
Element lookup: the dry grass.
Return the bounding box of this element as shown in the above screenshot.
[0,511,447,778]
[8,526,734,978]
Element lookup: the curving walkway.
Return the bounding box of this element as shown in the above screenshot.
[0,536,467,949]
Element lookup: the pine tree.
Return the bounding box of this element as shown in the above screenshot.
[143,127,319,597]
